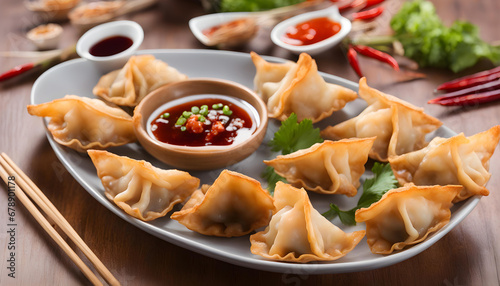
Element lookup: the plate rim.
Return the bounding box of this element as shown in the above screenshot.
[30,49,481,274]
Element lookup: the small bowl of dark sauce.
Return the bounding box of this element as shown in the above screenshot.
[133,78,268,171]
[76,20,143,72]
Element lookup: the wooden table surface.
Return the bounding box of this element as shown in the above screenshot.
[1,0,499,285]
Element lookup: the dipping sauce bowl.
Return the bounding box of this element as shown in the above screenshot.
[76,20,143,72]
[271,5,351,55]
[133,78,268,171]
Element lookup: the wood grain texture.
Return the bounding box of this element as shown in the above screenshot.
[0,0,499,285]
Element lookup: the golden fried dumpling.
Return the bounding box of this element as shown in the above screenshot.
[27,95,136,152]
[69,1,124,27]
[251,51,294,101]
[355,184,462,254]
[171,170,275,237]
[93,55,187,106]
[389,126,500,202]
[321,77,442,162]
[264,138,375,196]
[250,182,365,262]
[251,52,357,123]
[88,150,200,221]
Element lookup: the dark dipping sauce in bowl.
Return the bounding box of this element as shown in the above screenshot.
[150,96,255,147]
[89,35,133,57]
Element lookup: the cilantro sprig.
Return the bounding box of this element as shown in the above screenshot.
[262,166,287,195]
[391,0,500,72]
[351,0,500,73]
[269,113,323,156]
[263,113,323,194]
[322,163,399,226]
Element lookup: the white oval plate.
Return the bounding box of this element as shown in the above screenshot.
[31,49,479,274]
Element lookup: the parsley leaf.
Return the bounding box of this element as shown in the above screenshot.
[323,204,357,226]
[269,113,323,155]
[262,166,287,195]
[390,0,500,72]
[322,162,399,226]
[263,113,323,193]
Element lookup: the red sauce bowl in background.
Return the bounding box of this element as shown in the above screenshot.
[133,78,268,171]
[271,5,351,55]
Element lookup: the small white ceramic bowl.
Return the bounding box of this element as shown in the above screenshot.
[76,20,143,72]
[271,5,351,55]
[189,12,252,46]
[26,23,63,50]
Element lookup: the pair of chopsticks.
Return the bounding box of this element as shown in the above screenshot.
[0,153,120,286]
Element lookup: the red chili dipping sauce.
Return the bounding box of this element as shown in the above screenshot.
[89,35,133,57]
[150,96,255,147]
[281,17,341,46]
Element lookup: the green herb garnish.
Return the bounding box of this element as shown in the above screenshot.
[175,117,187,126]
[351,0,500,72]
[191,106,200,114]
[222,105,233,116]
[212,103,224,109]
[200,105,209,116]
[263,113,323,194]
[322,162,399,226]
[219,0,305,12]
[269,113,323,155]
[390,0,500,72]
[262,166,286,195]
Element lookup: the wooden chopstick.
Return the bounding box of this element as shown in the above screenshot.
[0,157,102,285]
[0,153,120,286]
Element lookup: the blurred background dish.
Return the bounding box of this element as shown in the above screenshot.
[25,0,80,22]
[26,23,63,50]
[189,0,329,48]
[69,0,157,31]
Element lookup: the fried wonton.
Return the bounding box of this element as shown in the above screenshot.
[171,170,275,237]
[93,55,187,106]
[88,150,200,221]
[389,125,500,202]
[250,182,365,262]
[27,95,136,152]
[264,138,375,196]
[251,52,357,123]
[321,77,442,162]
[355,184,462,254]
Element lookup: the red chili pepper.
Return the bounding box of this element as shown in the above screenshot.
[436,66,500,91]
[350,0,385,9]
[353,45,399,71]
[347,46,363,77]
[352,6,384,20]
[338,0,355,12]
[428,89,500,106]
[428,79,500,104]
[365,0,385,6]
[0,63,35,82]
